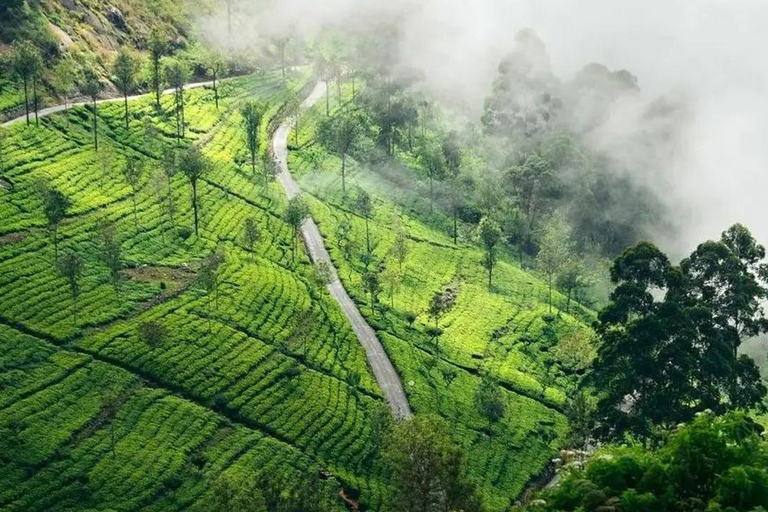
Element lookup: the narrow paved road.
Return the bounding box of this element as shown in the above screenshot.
[2,81,213,128]
[273,82,413,420]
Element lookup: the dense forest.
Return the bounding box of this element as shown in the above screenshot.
[0,1,766,511]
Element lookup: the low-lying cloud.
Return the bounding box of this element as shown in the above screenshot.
[201,0,768,256]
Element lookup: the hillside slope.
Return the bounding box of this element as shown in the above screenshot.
[0,70,393,510]
[0,0,211,119]
[288,82,597,510]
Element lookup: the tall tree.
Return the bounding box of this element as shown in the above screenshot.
[478,217,502,288]
[443,135,462,244]
[384,415,480,512]
[590,226,768,441]
[275,36,290,81]
[391,217,410,271]
[475,375,505,436]
[417,139,446,211]
[314,56,332,116]
[537,215,571,313]
[507,154,560,253]
[363,270,381,312]
[79,71,103,151]
[161,148,178,228]
[11,41,42,126]
[316,110,361,193]
[243,217,259,259]
[52,59,78,113]
[148,30,167,109]
[178,147,209,236]
[205,49,226,110]
[241,101,262,177]
[355,189,374,254]
[121,156,144,229]
[197,247,226,317]
[112,50,140,130]
[165,59,190,143]
[96,219,122,296]
[284,196,308,263]
[38,182,70,262]
[57,249,84,324]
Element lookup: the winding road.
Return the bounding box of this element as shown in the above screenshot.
[1,81,213,128]
[273,82,413,420]
[2,75,413,420]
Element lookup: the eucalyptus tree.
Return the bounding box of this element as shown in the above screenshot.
[417,139,446,210]
[316,110,361,193]
[121,156,144,229]
[442,135,462,244]
[112,49,140,130]
[57,249,84,325]
[96,219,122,296]
[355,189,374,254]
[178,146,209,236]
[148,30,167,108]
[38,182,70,262]
[161,148,179,228]
[205,48,226,110]
[537,215,571,313]
[243,217,259,259]
[198,247,226,317]
[165,59,190,142]
[478,217,502,288]
[284,196,308,263]
[241,101,263,176]
[79,71,103,150]
[11,40,42,126]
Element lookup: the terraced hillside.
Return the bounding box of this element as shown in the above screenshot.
[0,71,392,510]
[287,84,597,511]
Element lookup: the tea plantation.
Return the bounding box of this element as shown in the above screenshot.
[0,71,389,510]
[287,83,597,511]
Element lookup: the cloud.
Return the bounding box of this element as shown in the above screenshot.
[205,0,768,255]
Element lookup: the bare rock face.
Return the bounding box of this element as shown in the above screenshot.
[106,5,128,32]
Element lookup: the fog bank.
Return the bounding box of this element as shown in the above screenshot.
[203,0,768,256]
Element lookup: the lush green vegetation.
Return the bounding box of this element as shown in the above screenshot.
[517,412,768,512]
[288,77,596,510]
[0,70,395,510]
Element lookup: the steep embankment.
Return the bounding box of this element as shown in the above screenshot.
[0,0,210,119]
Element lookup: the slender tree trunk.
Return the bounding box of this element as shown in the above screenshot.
[325,81,330,115]
[365,216,370,253]
[154,59,161,108]
[351,77,356,100]
[429,172,433,213]
[124,92,130,130]
[132,194,138,229]
[180,87,185,138]
[192,181,199,235]
[488,254,493,288]
[23,77,30,126]
[33,78,39,126]
[53,226,58,263]
[213,73,219,110]
[548,275,553,313]
[92,100,98,151]
[337,78,342,105]
[281,46,286,81]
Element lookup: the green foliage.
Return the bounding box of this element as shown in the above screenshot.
[384,415,481,512]
[522,413,768,512]
[591,226,768,440]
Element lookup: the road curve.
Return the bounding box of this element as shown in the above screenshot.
[2,81,214,128]
[273,82,413,420]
